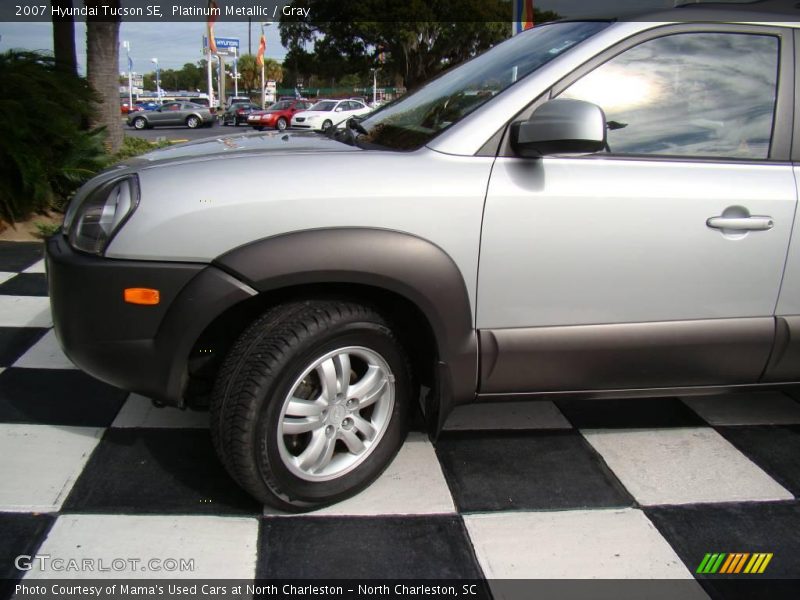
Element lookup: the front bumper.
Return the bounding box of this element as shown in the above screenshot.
[46,235,255,405]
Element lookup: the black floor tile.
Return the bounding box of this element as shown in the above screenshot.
[556,397,706,429]
[646,502,800,600]
[257,515,485,579]
[435,431,633,512]
[62,428,262,516]
[0,368,126,426]
[0,273,48,296]
[716,426,800,497]
[0,513,54,582]
[0,327,48,367]
[0,242,42,272]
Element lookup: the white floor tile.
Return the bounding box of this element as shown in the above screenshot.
[111,394,209,428]
[0,296,52,327]
[443,401,571,431]
[12,329,75,369]
[25,514,258,579]
[0,272,15,284]
[266,433,456,516]
[23,259,46,273]
[683,392,800,426]
[0,424,103,512]
[464,509,697,579]
[582,428,793,506]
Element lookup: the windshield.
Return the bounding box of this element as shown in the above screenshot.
[310,101,337,112]
[355,22,609,150]
[269,101,292,110]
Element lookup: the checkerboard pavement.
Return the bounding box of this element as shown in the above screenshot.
[1,241,799,599]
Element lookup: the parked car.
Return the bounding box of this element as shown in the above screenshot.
[226,96,251,108]
[135,101,161,111]
[126,101,214,129]
[290,99,371,131]
[120,101,142,115]
[48,6,800,512]
[221,102,261,126]
[247,99,314,131]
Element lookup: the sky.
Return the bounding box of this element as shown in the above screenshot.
[0,20,287,73]
[0,1,682,75]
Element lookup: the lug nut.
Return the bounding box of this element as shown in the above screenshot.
[325,425,335,437]
[341,418,353,430]
[346,399,357,410]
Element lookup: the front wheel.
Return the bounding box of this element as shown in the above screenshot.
[186,116,200,129]
[210,301,411,511]
[321,119,333,132]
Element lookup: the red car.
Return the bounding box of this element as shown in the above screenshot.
[247,99,313,131]
[120,101,142,115]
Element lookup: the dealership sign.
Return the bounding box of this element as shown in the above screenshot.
[203,36,239,57]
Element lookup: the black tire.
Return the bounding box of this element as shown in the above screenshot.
[210,301,412,512]
[132,117,147,130]
[186,115,200,129]
[322,119,333,131]
[276,117,288,131]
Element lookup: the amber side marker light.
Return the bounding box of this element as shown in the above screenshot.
[124,288,160,305]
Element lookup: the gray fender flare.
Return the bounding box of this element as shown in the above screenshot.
[214,227,478,430]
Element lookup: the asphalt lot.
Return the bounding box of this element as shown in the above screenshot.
[122,118,253,142]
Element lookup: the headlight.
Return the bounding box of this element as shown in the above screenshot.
[65,175,140,255]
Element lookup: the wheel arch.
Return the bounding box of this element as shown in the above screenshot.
[197,228,478,432]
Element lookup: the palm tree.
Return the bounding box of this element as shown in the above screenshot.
[264,58,284,84]
[237,54,259,93]
[86,0,122,152]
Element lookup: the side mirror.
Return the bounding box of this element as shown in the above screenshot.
[510,99,606,158]
[335,107,342,112]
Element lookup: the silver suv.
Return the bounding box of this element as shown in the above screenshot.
[47,5,800,511]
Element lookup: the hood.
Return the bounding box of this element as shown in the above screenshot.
[125,130,361,167]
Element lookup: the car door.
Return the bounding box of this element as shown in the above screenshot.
[148,102,180,126]
[477,25,797,395]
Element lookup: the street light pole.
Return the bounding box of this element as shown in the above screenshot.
[260,22,271,109]
[123,41,132,108]
[151,57,160,100]
[233,47,239,97]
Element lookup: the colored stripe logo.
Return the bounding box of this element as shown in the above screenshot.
[696,553,773,574]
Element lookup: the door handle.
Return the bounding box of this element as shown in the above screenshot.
[706,216,774,231]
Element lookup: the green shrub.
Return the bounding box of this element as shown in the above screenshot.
[0,50,110,223]
[113,136,172,162]
[34,221,62,238]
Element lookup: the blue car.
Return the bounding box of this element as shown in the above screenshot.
[135,101,160,111]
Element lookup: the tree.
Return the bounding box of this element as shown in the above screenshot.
[280,0,560,90]
[0,51,107,223]
[237,54,259,92]
[50,0,77,76]
[86,0,122,153]
[264,58,284,84]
